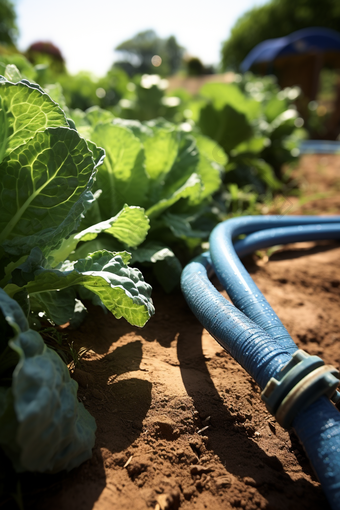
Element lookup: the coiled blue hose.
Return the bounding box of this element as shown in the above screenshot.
[181,215,340,509]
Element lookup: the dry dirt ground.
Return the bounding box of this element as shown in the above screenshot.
[2,155,340,510]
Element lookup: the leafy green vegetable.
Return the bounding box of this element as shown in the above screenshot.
[0,75,153,328]
[116,74,181,122]
[0,79,68,163]
[130,241,182,294]
[70,113,224,290]
[130,241,176,264]
[47,204,150,267]
[5,249,154,327]
[89,123,148,215]
[0,289,96,473]
[180,76,305,204]
[199,82,261,121]
[0,126,99,257]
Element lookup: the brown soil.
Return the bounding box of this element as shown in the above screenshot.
[4,155,340,510]
[167,72,235,95]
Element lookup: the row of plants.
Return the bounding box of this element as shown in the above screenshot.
[0,58,305,478]
[0,71,154,473]
[0,65,226,476]
[114,71,305,216]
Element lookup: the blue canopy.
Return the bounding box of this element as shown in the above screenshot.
[241,27,340,72]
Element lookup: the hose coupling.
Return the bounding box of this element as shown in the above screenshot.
[261,349,340,429]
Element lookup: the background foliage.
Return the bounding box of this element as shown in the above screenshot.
[115,29,185,77]
[0,0,17,47]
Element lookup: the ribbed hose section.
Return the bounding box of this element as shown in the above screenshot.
[181,253,291,390]
[293,397,340,510]
[234,223,340,258]
[210,216,340,355]
[181,255,340,509]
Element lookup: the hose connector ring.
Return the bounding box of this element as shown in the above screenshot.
[261,349,340,429]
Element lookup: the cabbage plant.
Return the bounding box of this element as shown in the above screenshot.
[70,111,226,291]
[0,72,154,473]
[0,73,154,328]
[181,76,305,198]
[0,289,96,473]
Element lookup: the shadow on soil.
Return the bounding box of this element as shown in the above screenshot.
[2,340,153,510]
[75,339,152,454]
[176,309,329,509]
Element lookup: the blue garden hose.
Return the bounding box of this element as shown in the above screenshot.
[299,140,340,155]
[181,215,340,509]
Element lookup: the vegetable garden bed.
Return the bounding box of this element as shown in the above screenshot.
[1,62,340,509]
[1,153,339,510]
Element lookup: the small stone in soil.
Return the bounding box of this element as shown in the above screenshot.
[215,475,233,489]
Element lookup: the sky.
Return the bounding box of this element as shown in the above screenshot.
[14,0,267,77]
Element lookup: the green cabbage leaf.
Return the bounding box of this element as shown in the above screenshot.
[0,289,96,473]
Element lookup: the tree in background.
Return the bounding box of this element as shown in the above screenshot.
[114,29,185,76]
[186,56,205,76]
[221,0,340,70]
[185,56,215,76]
[0,0,18,47]
[163,36,184,75]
